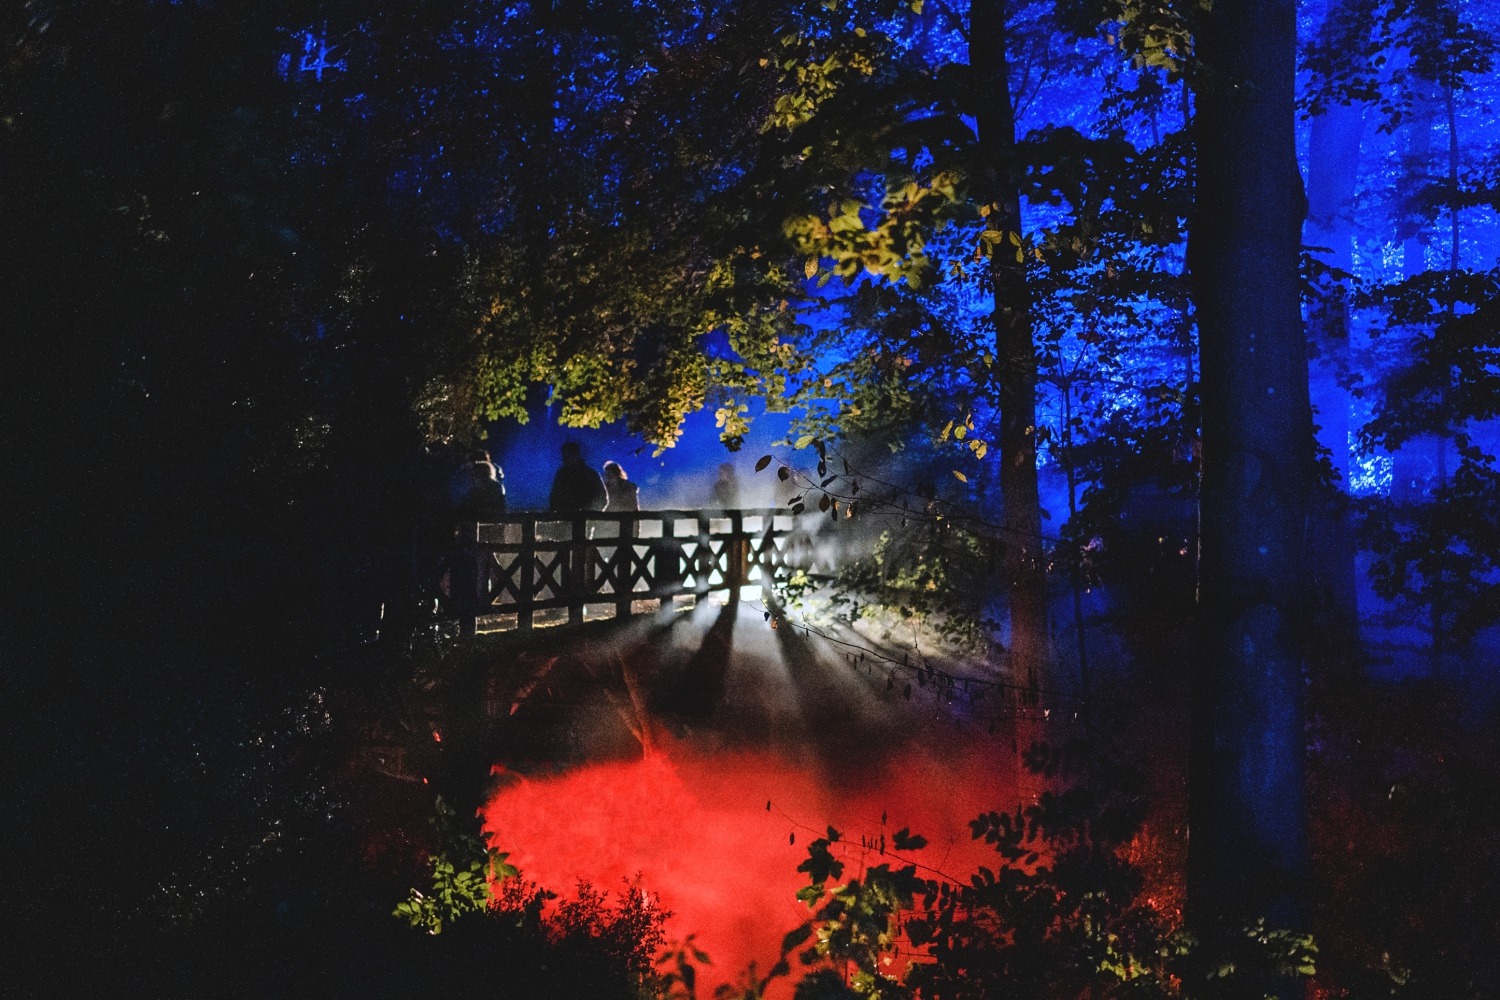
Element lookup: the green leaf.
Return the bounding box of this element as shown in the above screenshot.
[755,454,773,472]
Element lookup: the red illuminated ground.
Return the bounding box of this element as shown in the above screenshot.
[480,599,1037,994]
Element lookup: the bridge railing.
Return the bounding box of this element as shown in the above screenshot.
[446,509,826,633]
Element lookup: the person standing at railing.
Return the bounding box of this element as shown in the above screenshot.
[451,448,507,522]
[601,460,640,513]
[443,448,507,631]
[548,443,608,598]
[547,441,607,513]
[709,462,740,510]
[601,460,641,589]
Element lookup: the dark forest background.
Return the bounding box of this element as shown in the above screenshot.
[5,0,1500,997]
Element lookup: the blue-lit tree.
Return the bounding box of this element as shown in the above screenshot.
[742,0,1201,702]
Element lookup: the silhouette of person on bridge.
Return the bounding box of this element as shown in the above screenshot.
[451,448,507,522]
[548,441,607,513]
[601,460,640,513]
[710,462,740,509]
[444,448,506,630]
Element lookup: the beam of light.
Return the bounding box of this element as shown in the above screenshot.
[480,600,1026,997]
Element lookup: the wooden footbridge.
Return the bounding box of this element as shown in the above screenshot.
[362,506,1086,785]
[442,509,831,633]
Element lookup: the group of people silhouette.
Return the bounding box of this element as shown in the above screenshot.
[437,441,755,621]
[449,440,742,520]
[546,441,638,513]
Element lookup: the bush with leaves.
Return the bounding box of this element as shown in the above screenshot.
[393,796,521,935]
[1354,267,1500,645]
[762,739,1314,1000]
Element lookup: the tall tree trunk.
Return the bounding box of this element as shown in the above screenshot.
[971,0,1049,705]
[1430,81,1461,677]
[1391,81,1439,505]
[1391,78,1448,673]
[1303,0,1368,660]
[1187,0,1312,992]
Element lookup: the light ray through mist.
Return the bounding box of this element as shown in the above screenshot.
[481,599,1029,996]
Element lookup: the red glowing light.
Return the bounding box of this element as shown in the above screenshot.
[482,735,1017,997]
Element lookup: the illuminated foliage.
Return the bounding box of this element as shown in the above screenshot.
[772,741,1316,1000]
[1321,0,1500,650]
[394,797,520,935]
[1301,0,1496,120]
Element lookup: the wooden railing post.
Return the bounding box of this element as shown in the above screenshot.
[518,518,535,631]
[696,512,711,598]
[761,510,779,598]
[616,513,635,620]
[569,515,587,625]
[458,523,482,638]
[726,510,746,603]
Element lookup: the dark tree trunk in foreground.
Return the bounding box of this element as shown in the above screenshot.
[1187,0,1312,992]
[971,0,1049,701]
